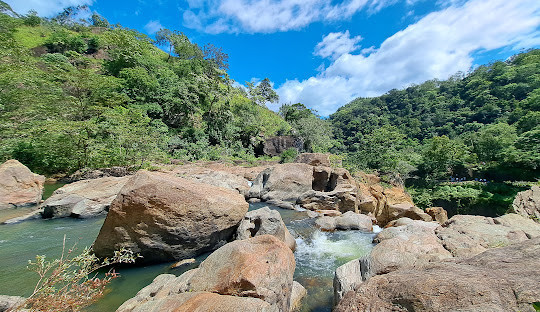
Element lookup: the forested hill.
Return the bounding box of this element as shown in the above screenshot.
[331,49,540,182]
[0,4,292,174]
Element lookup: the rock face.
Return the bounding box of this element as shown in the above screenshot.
[93,171,248,264]
[315,211,373,232]
[333,257,372,305]
[0,160,45,210]
[513,185,540,222]
[289,281,306,312]
[435,213,540,258]
[41,176,129,219]
[263,136,302,156]
[370,219,452,274]
[117,235,295,312]
[170,165,252,196]
[294,153,331,167]
[356,183,427,226]
[335,237,540,312]
[236,207,296,251]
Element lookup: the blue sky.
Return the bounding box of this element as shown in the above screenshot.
[7,0,540,116]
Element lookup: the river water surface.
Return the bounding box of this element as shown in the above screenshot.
[0,199,376,311]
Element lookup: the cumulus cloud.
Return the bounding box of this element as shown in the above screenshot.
[277,0,540,116]
[5,0,93,17]
[182,0,397,34]
[144,20,163,34]
[314,31,363,60]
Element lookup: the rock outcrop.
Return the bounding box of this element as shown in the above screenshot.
[41,176,129,219]
[294,153,331,167]
[315,211,372,232]
[335,237,540,312]
[425,206,448,224]
[117,235,295,312]
[0,295,25,312]
[333,257,372,305]
[263,136,301,156]
[0,160,45,210]
[513,185,540,223]
[93,171,248,264]
[435,213,540,258]
[170,165,252,196]
[236,207,296,251]
[66,166,131,182]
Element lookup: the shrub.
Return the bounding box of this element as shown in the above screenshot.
[280,148,298,163]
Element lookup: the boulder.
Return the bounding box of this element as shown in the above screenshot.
[295,153,331,167]
[333,257,372,305]
[425,206,448,224]
[289,281,306,311]
[171,166,251,197]
[369,219,451,274]
[41,176,129,219]
[315,212,373,232]
[435,213,540,258]
[249,163,313,202]
[0,295,25,312]
[236,207,296,251]
[263,136,301,156]
[117,235,295,312]
[513,185,540,222]
[93,171,248,264]
[0,160,45,210]
[335,237,540,312]
[299,167,358,213]
[117,292,276,312]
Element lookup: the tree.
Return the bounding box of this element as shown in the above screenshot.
[90,12,109,28]
[246,78,279,106]
[421,136,470,179]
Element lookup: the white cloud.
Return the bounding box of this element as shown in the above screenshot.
[182,0,397,34]
[144,20,163,34]
[314,30,363,60]
[5,0,93,17]
[277,0,540,116]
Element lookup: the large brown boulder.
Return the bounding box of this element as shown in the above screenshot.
[41,176,129,219]
[169,165,251,196]
[236,207,296,251]
[249,163,313,203]
[117,235,295,312]
[0,160,45,210]
[370,219,452,274]
[295,153,331,167]
[425,206,448,224]
[335,237,540,312]
[435,213,540,258]
[93,171,248,264]
[513,185,540,223]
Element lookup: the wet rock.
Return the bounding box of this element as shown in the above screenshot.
[118,235,294,312]
[41,176,129,219]
[236,207,296,251]
[0,160,44,210]
[170,258,196,270]
[512,185,540,222]
[315,212,373,232]
[93,171,248,264]
[0,295,25,312]
[289,281,306,311]
[435,213,540,258]
[335,237,540,312]
[425,206,448,224]
[295,153,331,167]
[2,210,42,224]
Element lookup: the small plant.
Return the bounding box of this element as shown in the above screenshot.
[10,236,138,312]
[280,148,298,163]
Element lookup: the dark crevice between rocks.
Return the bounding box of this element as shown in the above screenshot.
[249,218,262,237]
[312,170,338,192]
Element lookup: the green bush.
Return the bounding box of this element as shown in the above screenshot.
[280,148,298,163]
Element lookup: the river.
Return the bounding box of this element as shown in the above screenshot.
[0,198,377,311]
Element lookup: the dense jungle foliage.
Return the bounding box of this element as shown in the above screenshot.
[1,2,538,216]
[330,49,540,215]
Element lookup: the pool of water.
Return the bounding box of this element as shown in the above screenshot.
[0,202,376,311]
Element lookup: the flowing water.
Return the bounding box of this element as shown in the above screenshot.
[0,199,377,311]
